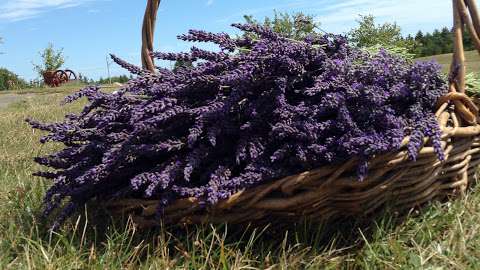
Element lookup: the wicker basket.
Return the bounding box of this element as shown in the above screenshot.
[106,0,480,228]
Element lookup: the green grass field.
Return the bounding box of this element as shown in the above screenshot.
[417,50,480,74]
[1,85,480,269]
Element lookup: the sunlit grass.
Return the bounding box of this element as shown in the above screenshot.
[416,50,480,74]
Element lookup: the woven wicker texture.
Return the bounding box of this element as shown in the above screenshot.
[107,0,480,228]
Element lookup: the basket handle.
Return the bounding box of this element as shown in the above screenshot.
[141,0,161,72]
[445,0,480,123]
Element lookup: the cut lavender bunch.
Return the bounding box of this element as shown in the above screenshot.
[29,23,447,227]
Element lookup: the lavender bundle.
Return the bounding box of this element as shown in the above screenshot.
[28,23,447,228]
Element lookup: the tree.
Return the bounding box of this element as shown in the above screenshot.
[410,26,479,57]
[423,33,436,56]
[440,27,453,54]
[243,11,320,40]
[348,15,415,49]
[0,68,27,91]
[348,15,416,58]
[415,31,424,41]
[348,15,399,47]
[430,29,443,55]
[33,43,65,77]
[413,31,425,56]
[463,27,475,51]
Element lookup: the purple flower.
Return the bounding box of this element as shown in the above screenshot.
[28,23,448,228]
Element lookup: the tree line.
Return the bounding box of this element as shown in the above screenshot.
[96,75,132,84]
[411,27,477,57]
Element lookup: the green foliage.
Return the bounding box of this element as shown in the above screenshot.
[463,28,477,51]
[173,59,194,71]
[348,15,415,51]
[363,44,416,60]
[347,15,416,59]
[77,73,96,85]
[97,75,131,84]
[77,73,89,84]
[243,11,319,40]
[413,28,452,57]
[413,27,477,57]
[32,43,65,77]
[465,72,480,96]
[0,68,27,91]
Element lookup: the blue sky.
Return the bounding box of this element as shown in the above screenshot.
[0,0,470,81]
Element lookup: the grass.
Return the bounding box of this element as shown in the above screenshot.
[0,82,86,95]
[1,86,480,269]
[0,82,119,95]
[416,50,480,74]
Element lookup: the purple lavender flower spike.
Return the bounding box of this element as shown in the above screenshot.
[27,23,448,228]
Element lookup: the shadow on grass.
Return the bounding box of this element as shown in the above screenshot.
[5,178,477,268]
[33,202,430,268]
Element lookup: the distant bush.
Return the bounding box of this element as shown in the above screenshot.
[0,68,27,90]
[97,75,131,84]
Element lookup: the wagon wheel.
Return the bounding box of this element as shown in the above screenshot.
[64,69,77,81]
[54,70,69,84]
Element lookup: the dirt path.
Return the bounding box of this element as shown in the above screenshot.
[0,93,37,110]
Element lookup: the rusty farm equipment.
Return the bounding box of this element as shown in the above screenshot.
[42,69,77,87]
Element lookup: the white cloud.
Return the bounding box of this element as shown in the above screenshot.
[315,0,453,34]
[0,0,93,22]
[215,0,308,24]
[217,0,462,35]
[206,0,214,6]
